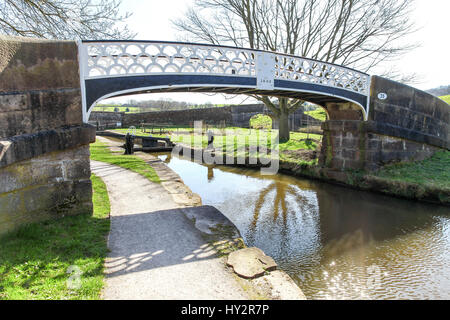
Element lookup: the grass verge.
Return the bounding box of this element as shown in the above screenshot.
[0,174,110,300]
[439,95,450,104]
[304,108,327,121]
[370,150,450,190]
[90,140,160,183]
[110,128,321,152]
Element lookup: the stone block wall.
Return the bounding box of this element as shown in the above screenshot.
[121,106,234,127]
[320,120,366,170]
[0,36,95,236]
[0,146,92,235]
[91,103,317,131]
[369,76,449,150]
[319,120,440,171]
[319,76,449,171]
[88,110,125,127]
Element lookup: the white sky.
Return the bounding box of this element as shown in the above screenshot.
[104,0,450,104]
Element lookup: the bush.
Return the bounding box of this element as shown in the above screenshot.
[250,114,272,129]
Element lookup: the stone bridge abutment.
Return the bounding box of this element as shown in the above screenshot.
[0,36,95,236]
[319,76,449,171]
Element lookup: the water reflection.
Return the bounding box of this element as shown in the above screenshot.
[158,153,450,299]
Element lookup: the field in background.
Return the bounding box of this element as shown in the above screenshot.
[93,106,140,113]
[439,95,450,104]
[109,127,321,166]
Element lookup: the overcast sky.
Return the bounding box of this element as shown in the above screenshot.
[104,0,450,104]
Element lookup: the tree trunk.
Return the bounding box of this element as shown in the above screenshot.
[278,109,290,142]
[261,97,291,142]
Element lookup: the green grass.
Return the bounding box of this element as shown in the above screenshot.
[304,108,327,121]
[90,140,160,183]
[157,129,320,152]
[110,127,321,165]
[373,150,450,190]
[93,106,140,113]
[110,127,322,165]
[91,174,111,218]
[0,174,110,300]
[249,114,272,130]
[439,95,450,104]
[111,127,321,149]
[279,138,317,151]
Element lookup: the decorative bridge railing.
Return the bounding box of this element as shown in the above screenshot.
[78,40,371,122]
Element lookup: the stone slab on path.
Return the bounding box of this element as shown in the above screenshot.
[91,160,250,300]
[227,247,306,300]
[227,247,277,279]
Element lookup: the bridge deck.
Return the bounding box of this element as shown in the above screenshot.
[78,41,371,122]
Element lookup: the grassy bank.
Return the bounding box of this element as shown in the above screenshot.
[304,108,327,121]
[360,151,450,203]
[90,140,160,183]
[372,150,450,189]
[110,127,321,154]
[0,174,110,300]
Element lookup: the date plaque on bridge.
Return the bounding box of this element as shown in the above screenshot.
[256,52,275,90]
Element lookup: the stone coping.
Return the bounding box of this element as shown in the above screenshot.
[0,124,95,168]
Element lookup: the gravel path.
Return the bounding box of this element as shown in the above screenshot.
[91,160,249,300]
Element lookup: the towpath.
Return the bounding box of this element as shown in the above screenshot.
[91,159,250,299]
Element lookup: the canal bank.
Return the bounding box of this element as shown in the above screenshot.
[171,142,450,206]
[94,136,306,300]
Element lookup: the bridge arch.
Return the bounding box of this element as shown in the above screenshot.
[78,40,371,123]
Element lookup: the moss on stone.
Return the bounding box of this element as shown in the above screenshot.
[358,121,367,168]
[324,131,333,168]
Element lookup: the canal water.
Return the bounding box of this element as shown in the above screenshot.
[158,153,450,300]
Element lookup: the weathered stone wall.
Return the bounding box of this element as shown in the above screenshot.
[0,146,92,235]
[368,76,449,150]
[319,120,440,171]
[230,104,268,127]
[319,76,449,171]
[0,36,95,236]
[91,103,316,130]
[121,106,233,127]
[89,111,124,124]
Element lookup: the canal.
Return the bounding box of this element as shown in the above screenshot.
[158,153,450,299]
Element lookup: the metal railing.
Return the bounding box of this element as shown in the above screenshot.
[78,40,370,95]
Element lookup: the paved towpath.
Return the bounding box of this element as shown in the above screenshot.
[91,160,250,299]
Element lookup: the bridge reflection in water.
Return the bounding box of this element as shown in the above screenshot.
[158,153,450,300]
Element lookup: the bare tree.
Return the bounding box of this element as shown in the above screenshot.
[173,0,418,141]
[0,0,136,40]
